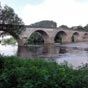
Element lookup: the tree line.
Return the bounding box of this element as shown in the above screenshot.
[29,20,88,31]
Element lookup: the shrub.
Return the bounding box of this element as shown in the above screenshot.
[0,56,88,88]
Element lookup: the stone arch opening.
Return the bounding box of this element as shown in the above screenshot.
[25,30,50,54]
[0,24,25,56]
[71,32,79,42]
[83,33,88,41]
[54,31,67,43]
[0,31,20,56]
[84,33,88,38]
[26,30,49,45]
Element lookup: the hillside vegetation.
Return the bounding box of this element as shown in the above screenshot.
[29,20,57,28]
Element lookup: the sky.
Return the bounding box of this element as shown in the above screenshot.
[0,0,88,27]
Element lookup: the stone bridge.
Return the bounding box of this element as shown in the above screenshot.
[0,25,88,57]
[20,27,88,44]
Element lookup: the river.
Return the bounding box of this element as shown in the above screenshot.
[0,42,88,68]
[0,44,17,56]
[56,42,88,68]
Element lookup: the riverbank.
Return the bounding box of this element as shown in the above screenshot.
[0,56,88,88]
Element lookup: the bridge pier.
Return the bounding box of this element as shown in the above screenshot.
[43,43,57,54]
[17,45,31,58]
[61,36,71,43]
[17,39,33,58]
[43,36,58,55]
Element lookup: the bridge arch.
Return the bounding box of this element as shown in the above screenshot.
[0,31,24,46]
[27,30,50,44]
[71,32,80,42]
[83,33,88,41]
[0,25,26,56]
[83,33,88,38]
[54,31,67,43]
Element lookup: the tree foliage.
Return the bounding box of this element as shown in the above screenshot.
[55,35,62,43]
[84,24,88,31]
[76,26,85,30]
[71,26,87,31]
[1,37,17,45]
[29,20,57,28]
[0,4,24,38]
[26,32,44,45]
[59,25,69,29]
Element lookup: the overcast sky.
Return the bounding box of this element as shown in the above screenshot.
[0,0,88,27]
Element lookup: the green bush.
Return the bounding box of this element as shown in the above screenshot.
[0,56,88,88]
[2,37,17,45]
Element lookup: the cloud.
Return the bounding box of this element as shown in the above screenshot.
[1,0,88,27]
[27,0,45,5]
[76,0,88,3]
[20,0,73,26]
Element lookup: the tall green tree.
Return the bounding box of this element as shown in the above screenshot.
[0,4,24,38]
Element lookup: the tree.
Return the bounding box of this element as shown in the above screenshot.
[29,20,57,28]
[0,4,24,38]
[76,26,85,30]
[71,26,85,31]
[55,35,62,43]
[26,32,44,45]
[59,25,69,29]
[84,24,88,31]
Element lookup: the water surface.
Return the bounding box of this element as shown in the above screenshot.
[0,44,17,56]
[0,42,88,68]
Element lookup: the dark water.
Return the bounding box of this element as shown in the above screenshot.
[28,42,88,68]
[55,42,88,68]
[0,42,88,68]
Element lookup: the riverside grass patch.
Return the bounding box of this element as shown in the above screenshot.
[0,56,88,88]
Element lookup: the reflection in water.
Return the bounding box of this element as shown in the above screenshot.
[56,46,88,68]
[27,42,88,68]
[0,42,88,68]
